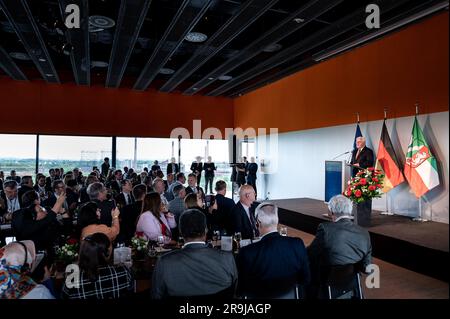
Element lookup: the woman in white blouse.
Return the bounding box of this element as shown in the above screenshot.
[136,192,176,244]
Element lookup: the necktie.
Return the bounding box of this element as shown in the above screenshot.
[126,194,130,205]
[356,149,361,159]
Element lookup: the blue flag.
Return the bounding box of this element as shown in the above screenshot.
[353,123,362,150]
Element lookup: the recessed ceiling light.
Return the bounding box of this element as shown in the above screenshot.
[218,75,232,81]
[89,15,115,29]
[192,87,198,91]
[38,58,46,62]
[159,68,175,75]
[263,43,282,53]
[9,52,30,60]
[208,77,214,80]
[45,74,54,77]
[184,32,208,43]
[294,18,305,23]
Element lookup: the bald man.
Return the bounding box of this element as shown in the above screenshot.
[231,185,258,240]
[350,137,374,176]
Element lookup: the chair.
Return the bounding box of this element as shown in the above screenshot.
[319,264,364,299]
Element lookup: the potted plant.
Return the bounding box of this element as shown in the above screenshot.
[130,232,149,261]
[344,167,384,227]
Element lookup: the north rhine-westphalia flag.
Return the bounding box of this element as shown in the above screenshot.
[375,120,405,192]
[404,117,440,198]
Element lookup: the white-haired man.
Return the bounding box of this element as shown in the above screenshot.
[350,136,374,176]
[236,202,310,298]
[307,195,372,297]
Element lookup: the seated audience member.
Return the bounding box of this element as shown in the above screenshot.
[18,176,34,207]
[78,202,120,243]
[168,185,186,224]
[136,192,176,244]
[8,170,21,184]
[118,184,147,244]
[0,181,21,220]
[115,180,135,208]
[184,193,217,240]
[231,185,258,240]
[166,172,186,201]
[79,174,99,204]
[0,240,55,299]
[87,182,115,226]
[61,233,133,299]
[43,180,68,214]
[65,179,80,214]
[152,178,169,208]
[151,209,237,299]
[12,191,67,252]
[236,203,310,298]
[185,173,204,196]
[33,174,50,202]
[307,195,372,298]
[214,180,235,235]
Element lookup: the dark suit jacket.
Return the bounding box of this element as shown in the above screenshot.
[18,185,34,206]
[118,200,142,244]
[308,218,372,271]
[185,185,204,197]
[166,163,180,175]
[92,199,115,227]
[215,194,235,234]
[190,162,203,175]
[115,192,135,208]
[350,147,374,176]
[236,232,310,298]
[203,162,216,177]
[109,180,121,194]
[231,202,258,240]
[151,243,237,299]
[101,162,110,177]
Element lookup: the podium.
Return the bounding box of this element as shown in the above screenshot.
[324,161,351,202]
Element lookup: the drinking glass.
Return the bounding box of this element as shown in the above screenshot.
[157,235,165,248]
[234,232,241,243]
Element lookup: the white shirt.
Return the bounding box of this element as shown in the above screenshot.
[7,197,20,213]
[241,202,251,223]
[183,241,206,248]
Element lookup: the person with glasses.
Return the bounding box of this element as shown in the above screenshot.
[0,181,21,221]
[231,185,258,240]
[236,202,310,299]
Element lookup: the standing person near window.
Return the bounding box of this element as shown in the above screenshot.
[203,156,217,195]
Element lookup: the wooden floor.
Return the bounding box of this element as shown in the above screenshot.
[284,225,449,299]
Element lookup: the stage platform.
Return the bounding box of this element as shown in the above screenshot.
[266,198,449,282]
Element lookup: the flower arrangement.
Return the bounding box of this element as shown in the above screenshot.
[55,237,79,264]
[344,167,385,203]
[131,232,148,255]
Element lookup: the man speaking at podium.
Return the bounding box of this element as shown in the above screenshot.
[350,137,374,176]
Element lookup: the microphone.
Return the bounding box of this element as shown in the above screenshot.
[332,150,351,160]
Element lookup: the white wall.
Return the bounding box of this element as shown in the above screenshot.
[256,111,449,224]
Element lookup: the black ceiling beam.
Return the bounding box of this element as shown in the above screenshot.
[59,0,90,85]
[159,0,279,93]
[183,0,342,95]
[207,0,409,97]
[226,0,444,98]
[106,0,152,88]
[0,0,60,83]
[133,0,214,91]
[0,45,28,80]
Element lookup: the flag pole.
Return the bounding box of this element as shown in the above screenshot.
[411,103,428,222]
[381,107,394,216]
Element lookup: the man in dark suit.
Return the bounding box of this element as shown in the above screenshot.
[109,169,123,195]
[214,180,235,235]
[231,185,258,240]
[8,170,21,184]
[185,173,204,197]
[190,156,203,186]
[246,157,258,196]
[0,181,21,219]
[115,180,135,208]
[166,157,180,176]
[151,209,237,299]
[101,157,110,177]
[307,195,372,298]
[203,156,216,194]
[350,136,374,176]
[86,182,115,226]
[118,184,147,244]
[17,176,34,207]
[236,202,310,298]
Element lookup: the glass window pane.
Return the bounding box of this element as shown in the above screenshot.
[117,137,135,170]
[0,134,36,177]
[38,135,112,174]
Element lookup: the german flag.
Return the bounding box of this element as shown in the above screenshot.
[376,120,405,192]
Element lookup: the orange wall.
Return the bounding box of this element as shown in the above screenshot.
[0,79,234,138]
[234,12,449,134]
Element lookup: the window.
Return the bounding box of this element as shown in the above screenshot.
[0,134,37,177]
[38,135,112,175]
